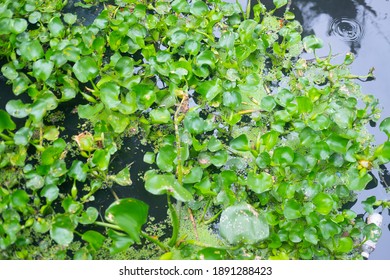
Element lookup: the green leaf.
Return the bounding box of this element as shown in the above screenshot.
[219,203,269,245]
[14,127,33,146]
[82,230,105,251]
[196,50,216,69]
[272,146,294,165]
[184,39,201,55]
[48,16,64,37]
[313,193,334,215]
[347,169,372,191]
[11,18,28,34]
[318,219,341,239]
[304,227,319,245]
[32,59,54,81]
[247,172,273,194]
[283,199,301,219]
[261,96,276,112]
[79,207,99,225]
[144,170,193,202]
[19,41,44,61]
[50,214,75,246]
[170,30,188,47]
[184,112,206,135]
[63,13,77,25]
[273,0,288,9]
[261,131,279,151]
[33,218,50,234]
[190,1,209,17]
[207,136,224,152]
[211,150,228,167]
[296,96,313,114]
[335,237,354,253]
[1,63,18,80]
[379,117,390,138]
[91,149,110,171]
[115,56,134,78]
[150,108,171,124]
[105,198,148,243]
[230,134,250,151]
[10,189,29,210]
[156,145,176,172]
[110,167,132,186]
[375,141,390,164]
[99,82,121,109]
[183,166,203,184]
[223,91,242,109]
[302,35,323,52]
[40,185,59,203]
[172,0,190,13]
[143,152,155,164]
[68,160,88,182]
[326,134,349,154]
[219,31,235,49]
[73,56,99,83]
[197,247,228,260]
[0,110,16,132]
[197,79,223,101]
[107,229,134,254]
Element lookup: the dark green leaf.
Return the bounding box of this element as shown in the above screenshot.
[0,110,16,132]
[105,198,148,243]
[82,230,105,251]
[230,134,250,151]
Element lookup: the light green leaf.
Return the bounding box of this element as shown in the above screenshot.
[32,59,54,81]
[144,170,193,202]
[219,203,269,245]
[110,167,132,186]
[19,40,44,61]
[230,134,250,151]
[247,172,273,194]
[73,56,99,83]
[50,214,75,246]
[313,193,334,215]
[82,230,105,251]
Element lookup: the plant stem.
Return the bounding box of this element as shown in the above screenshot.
[203,210,222,225]
[141,231,169,252]
[94,221,122,231]
[200,199,212,223]
[168,195,179,247]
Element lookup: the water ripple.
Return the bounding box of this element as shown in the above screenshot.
[329,18,364,42]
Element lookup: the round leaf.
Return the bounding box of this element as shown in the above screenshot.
[73,56,99,83]
[105,198,148,243]
[219,203,269,245]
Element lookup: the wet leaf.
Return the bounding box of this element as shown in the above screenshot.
[99,82,120,109]
[303,35,323,52]
[144,170,193,202]
[14,127,33,146]
[272,146,294,165]
[197,79,222,101]
[50,214,75,246]
[90,147,111,170]
[68,160,88,182]
[48,16,64,37]
[190,1,209,17]
[19,41,44,61]
[110,167,132,186]
[247,172,273,194]
[73,56,99,83]
[32,59,54,81]
[105,198,148,243]
[79,207,99,225]
[219,203,269,245]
